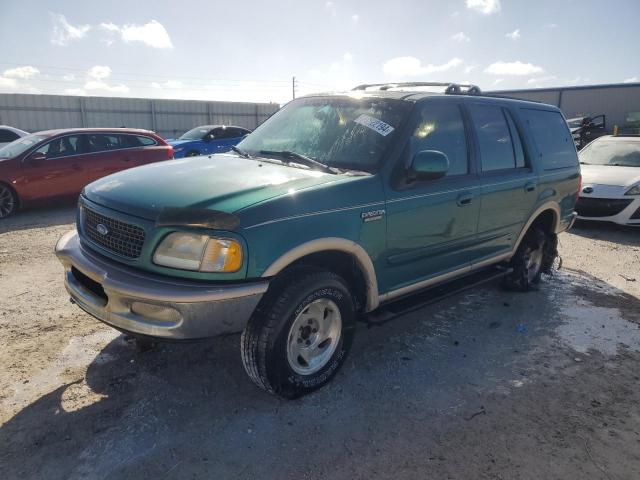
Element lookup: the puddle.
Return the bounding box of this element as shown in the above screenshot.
[557,299,640,355]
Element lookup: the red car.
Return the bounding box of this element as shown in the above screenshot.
[0,128,173,218]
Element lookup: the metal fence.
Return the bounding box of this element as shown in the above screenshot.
[0,93,280,139]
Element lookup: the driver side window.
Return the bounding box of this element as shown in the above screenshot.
[36,135,82,159]
[409,103,468,176]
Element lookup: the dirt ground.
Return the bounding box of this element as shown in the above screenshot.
[1,202,639,480]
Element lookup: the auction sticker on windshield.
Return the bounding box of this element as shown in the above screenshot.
[354,114,395,136]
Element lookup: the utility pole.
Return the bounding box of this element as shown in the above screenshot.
[292,76,297,99]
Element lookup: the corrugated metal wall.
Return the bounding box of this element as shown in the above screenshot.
[0,93,280,139]
[491,83,640,132]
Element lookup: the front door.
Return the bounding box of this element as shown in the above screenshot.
[19,134,87,200]
[382,100,481,295]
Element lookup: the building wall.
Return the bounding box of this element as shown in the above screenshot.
[491,83,640,132]
[0,93,280,139]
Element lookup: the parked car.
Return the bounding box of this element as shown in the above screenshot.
[0,128,173,218]
[167,125,250,158]
[0,125,28,148]
[566,114,606,149]
[576,135,640,226]
[55,83,580,398]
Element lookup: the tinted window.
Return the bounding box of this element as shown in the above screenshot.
[409,103,468,176]
[0,129,19,143]
[36,135,82,159]
[521,109,577,170]
[469,104,518,171]
[125,135,157,147]
[85,134,122,153]
[0,133,48,158]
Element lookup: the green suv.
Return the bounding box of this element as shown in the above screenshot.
[56,82,580,398]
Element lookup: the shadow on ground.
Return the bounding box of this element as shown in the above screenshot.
[0,200,76,234]
[570,219,640,247]
[2,270,640,479]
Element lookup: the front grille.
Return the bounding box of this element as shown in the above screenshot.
[575,197,633,218]
[82,206,145,258]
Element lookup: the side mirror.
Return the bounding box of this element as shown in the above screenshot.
[408,150,449,181]
[28,151,46,164]
[204,134,214,142]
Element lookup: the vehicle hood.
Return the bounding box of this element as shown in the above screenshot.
[166,139,198,147]
[581,164,640,188]
[83,153,344,220]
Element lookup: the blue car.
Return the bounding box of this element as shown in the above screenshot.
[168,125,251,158]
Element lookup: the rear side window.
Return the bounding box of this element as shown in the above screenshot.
[0,129,19,143]
[469,104,524,172]
[520,109,577,170]
[85,134,122,153]
[125,135,157,147]
[409,103,468,176]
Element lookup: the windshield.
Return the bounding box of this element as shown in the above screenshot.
[579,139,640,167]
[237,96,411,172]
[179,127,211,140]
[0,133,49,158]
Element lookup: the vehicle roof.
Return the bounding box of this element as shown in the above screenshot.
[301,89,558,110]
[594,135,640,143]
[191,125,250,130]
[0,125,28,134]
[31,127,158,136]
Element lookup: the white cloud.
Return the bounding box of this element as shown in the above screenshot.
[88,65,112,80]
[3,66,40,79]
[466,0,501,15]
[623,77,638,83]
[100,20,173,49]
[506,29,521,40]
[325,1,337,16]
[527,75,557,85]
[0,77,18,89]
[492,78,504,86]
[65,88,87,96]
[351,14,359,22]
[464,65,477,74]
[50,13,90,46]
[83,65,129,94]
[383,57,463,77]
[0,76,40,94]
[451,32,470,43]
[485,61,544,76]
[62,73,76,81]
[343,52,353,62]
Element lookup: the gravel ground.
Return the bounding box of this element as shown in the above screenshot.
[1,204,639,480]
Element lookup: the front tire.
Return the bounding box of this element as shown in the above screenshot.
[0,183,18,219]
[241,268,356,398]
[502,227,548,291]
[185,150,200,157]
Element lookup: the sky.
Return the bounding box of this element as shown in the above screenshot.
[1,0,639,104]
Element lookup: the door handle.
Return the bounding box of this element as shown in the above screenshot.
[524,182,537,192]
[456,193,474,207]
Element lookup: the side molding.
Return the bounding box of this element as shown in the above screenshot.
[262,237,380,312]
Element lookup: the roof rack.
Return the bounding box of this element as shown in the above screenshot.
[352,82,482,95]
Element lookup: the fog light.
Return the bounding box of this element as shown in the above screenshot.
[130,302,181,323]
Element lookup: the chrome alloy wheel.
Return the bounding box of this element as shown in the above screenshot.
[286,298,342,375]
[0,185,16,218]
[525,245,544,283]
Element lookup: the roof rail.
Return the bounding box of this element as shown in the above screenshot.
[352,82,482,95]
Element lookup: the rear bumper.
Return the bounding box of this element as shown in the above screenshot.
[55,230,268,339]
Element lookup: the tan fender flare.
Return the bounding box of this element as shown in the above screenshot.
[262,237,380,312]
[511,202,561,256]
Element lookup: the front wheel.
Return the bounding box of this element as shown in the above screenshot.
[0,184,18,219]
[241,268,356,398]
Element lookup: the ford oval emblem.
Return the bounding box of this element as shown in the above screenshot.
[582,186,594,194]
[96,224,109,236]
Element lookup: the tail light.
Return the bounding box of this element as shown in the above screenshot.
[167,146,174,159]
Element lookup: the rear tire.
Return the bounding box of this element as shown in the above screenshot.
[0,183,18,219]
[241,268,356,399]
[502,227,548,291]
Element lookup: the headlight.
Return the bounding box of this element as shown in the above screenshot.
[625,185,640,195]
[153,232,242,272]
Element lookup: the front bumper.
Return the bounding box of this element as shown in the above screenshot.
[576,195,640,226]
[55,230,269,339]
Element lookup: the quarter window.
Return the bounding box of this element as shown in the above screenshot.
[469,104,521,172]
[521,109,577,170]
[410,103,468,176]
[0,129,19,143]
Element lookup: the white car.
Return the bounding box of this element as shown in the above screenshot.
[577,135,640,226]
[0,125,28,148]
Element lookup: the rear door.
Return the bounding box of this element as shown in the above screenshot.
[212,127,242,153]
[82,133,130,183]
[19,134,87,199]
[469,102,538,262]
[382,100,482,294]
[122,134,168,166]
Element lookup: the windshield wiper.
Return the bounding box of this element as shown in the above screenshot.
[230,145,251,159]
[258,150,338,174]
